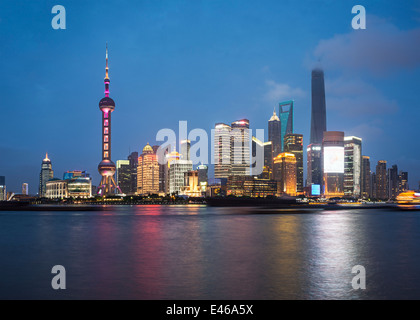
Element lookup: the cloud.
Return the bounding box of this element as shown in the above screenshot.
[325,77,398,116]
[312,16,420,75]
[263,80,305,103]
[346,122,384,141]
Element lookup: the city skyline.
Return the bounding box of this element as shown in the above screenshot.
[1,1,420,192]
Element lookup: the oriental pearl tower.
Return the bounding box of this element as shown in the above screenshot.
[97,44,121,196]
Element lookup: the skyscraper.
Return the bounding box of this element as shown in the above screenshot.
[376,160,387,200]
[387,164,399,200]
[153,145,168,195]
[361,156,371,199]
[128,151,139,194]
[344,136,362,198]
[231,119,250,176]
[39,153,53,197]
[263,141,273,179]
[137,143,159,195]
[273,152,297,196]
[214,123,232,179]
[268,109,281,158]
[284,133,303,194]
[116,160,131,194]
[322,131,345,198]
[97,45,121,196]
[310,69,327,145]
[180,140,191,161]
[306,143,322,194]
[371,172,377,199]
[399,171,408,193]
[169,159,193,195]
[0,176,6,201]
[279,100,294,151]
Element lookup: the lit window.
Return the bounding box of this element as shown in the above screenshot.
[104,119,109,126]
[104,135,109,142]
[104,144,109,150]
[104,127,109,134]
[104,112,109,119]
[104,152,109,158]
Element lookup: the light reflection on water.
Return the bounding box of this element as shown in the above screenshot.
[0,205,419,299]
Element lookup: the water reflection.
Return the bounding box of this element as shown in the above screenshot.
[306,211,361,299]
[1,207,420,299]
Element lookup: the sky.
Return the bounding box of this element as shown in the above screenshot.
[0,0,419,193]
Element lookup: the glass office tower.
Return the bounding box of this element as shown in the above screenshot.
[344,136,362,198]
[310,69,327,145]
[361,156,371,199]
[279,100,294,152]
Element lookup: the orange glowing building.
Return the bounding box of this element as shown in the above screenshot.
[273,152,297,196]
[137,143,159,195]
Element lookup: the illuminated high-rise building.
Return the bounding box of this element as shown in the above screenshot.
[97,44,121,196]
[231,119,250,176]
[214,123,232,179]
[399,171,408,193]
[361,156,371,199]
[263,141,273,179]
[137,143,159,195]
[279,101,294,151]
[310,69,327,145]
[169,159,193,195]
[371,172,377,199]
[344,136,362,198]
[116,160,131,194]
[306,143,322,193]
[284,133,303,194]
[387,164,399,200]
[39,153,54,197]
[322,131,344,198]
[128,151,139,194]
[268,108,281,158]
[22,183,28,195]
[0,176,5,201]
[273,152,297,196]
[375,160,387,200]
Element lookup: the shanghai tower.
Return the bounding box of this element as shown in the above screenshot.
[310,69,327,144]
[307,68,326,194]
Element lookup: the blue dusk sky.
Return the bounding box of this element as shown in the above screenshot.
[0,0,419,193]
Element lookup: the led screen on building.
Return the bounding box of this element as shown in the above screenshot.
[323,146,344,173]
[311,184,321,196]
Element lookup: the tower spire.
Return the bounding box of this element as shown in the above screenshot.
[269,107,280,121]
[104,43,110,97]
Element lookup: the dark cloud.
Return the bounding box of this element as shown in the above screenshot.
[325,77,398,116]
[313,16,420,75]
